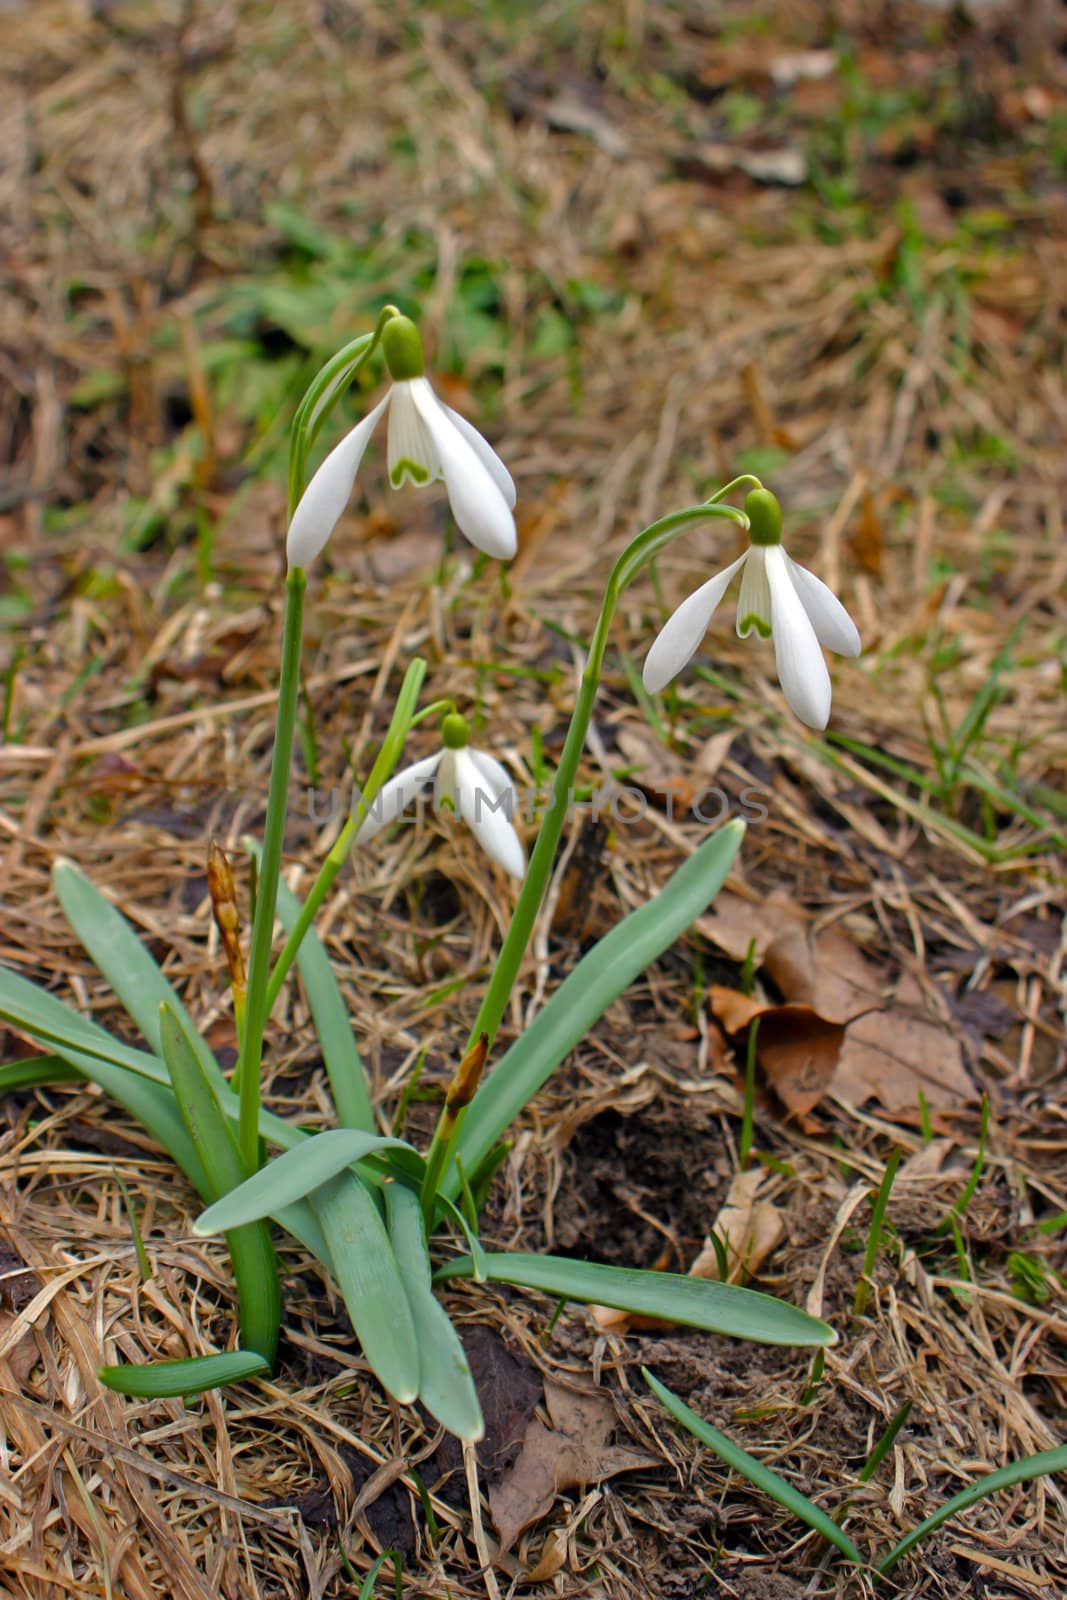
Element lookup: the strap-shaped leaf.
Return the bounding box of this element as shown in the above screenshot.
[99,1349,270,1398]
[386,1184,483,1441]
[644,1369,865,1566]
[272,868,374,1131]
[194,1128,421,1236]
[0,962,312,1156]
[53,859,229,1098]
[435,1252,835,1348]
[160,1004,280,1364]
[0,968,334,1265]
[309,1171,418,1404]
[446,820,744,1197]
[0,1054,79,1092]
[0,967,211,1196]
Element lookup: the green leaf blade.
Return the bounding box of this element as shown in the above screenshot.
[310,1171,419,1405]
[159,1004,280,1365]
[878,1444,1067,1575]
[194,1128,421,1236]
[52,859,229,1097]
[386,1184,484,1442]
[0,967,211,1196]
[99,1349,269,1399]
[270,867,375,1131]
[434,1252,835,1347]
[447,821,744,1198]
[0,1053,80,1093]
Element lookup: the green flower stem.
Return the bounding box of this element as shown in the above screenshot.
[419,493,751,1211]
[264,658,428,1013]
[236,566,306,1170]
[286,305,399,518]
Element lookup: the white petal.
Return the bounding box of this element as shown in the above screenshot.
[786,556,862,657]
[641,553,747,694]
[467,748,515,802]
[735,546,772,639]
[433,747,459,813]
[286,392,390,569]
[765,545,832,730]
[354,753,440,842]
[439,403,516,509]
[386,380,441,488]
[454,751,526,878]
[409,379,517,560]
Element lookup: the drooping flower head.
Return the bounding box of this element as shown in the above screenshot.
[642,487,861,730]
[287,315,517,569]
[354,711,526,879]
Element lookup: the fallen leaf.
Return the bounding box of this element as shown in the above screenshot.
[691,1168,785,1285]
[489,1380,655,1552]
[708,987,845,1123]
[833,974,973,1113]
[524,1527,568,1583]
[0,1311,40,1387]
[703,901,973,1115]
[850,489,885,576]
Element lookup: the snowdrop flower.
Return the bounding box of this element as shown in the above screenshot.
[355,713,525,879]
[287,315,517,568]
[642,488,861,730]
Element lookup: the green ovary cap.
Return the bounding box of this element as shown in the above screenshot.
[744,487,783,546]
[381,315,426,380]
[441,712,470,749]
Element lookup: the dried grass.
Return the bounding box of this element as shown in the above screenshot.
[1,1,1066,1596]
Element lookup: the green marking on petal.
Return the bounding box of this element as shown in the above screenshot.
[391,458,431,486]
[738,613,772,640]
[438,795,456,815]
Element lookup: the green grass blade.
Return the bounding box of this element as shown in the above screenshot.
[52,859,230,1097]
[193,1128,420,1236]
[385,1184,484,1441]
[0,1054,79,1092]
[877,1444,1067,1575]
[445,820,744,1197]
[643,1370,865,1566]
[264,860,375,1131]
[859,1400,913,1484]
[309,1171,419,1404]
[159,1005,280,1364]
[434,1252,835,1347]
[353,1550,403,1600]
[98,1349,269,1398]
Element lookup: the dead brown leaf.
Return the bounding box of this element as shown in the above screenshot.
[0,1313,40,1388]
[833,973,974,1112]
[690,1168,785,1285]
[702,900,973,1114]
[708,986,845,1123]
[489,1380,655,1552]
